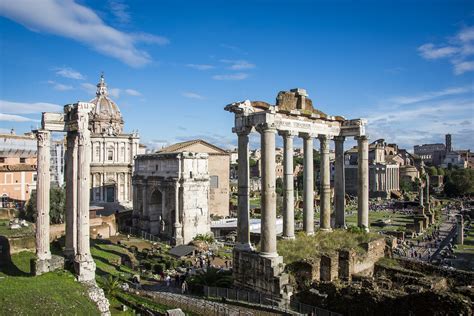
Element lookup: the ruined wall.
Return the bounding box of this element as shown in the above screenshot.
[49,214,117,241]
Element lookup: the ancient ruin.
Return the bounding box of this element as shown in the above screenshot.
[225,88,369,299]
[35,102,96,281]
[132,152,211,245]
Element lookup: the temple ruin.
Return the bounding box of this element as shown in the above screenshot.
[225,88,369,299]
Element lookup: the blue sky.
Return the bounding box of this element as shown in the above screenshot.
[0,0,473,151]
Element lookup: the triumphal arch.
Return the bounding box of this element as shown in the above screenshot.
[34,102,96,282]
[225,88,369,299]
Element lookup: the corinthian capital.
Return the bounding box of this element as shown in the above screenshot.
[36,130,50,147]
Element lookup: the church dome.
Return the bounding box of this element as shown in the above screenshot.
[89,74,124,135]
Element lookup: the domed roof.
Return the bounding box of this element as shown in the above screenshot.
[89,74,124,135]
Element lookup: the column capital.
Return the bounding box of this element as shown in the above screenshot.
[318,134,332,142]
[355,135,369,141]
[235,126,252,136]
[36,130,51,147]
[255,123,277,134]
[300,132,317,139]
[278,130,298,138]
[333,135,346,142]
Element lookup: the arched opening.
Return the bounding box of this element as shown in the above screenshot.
[149,190,163,220]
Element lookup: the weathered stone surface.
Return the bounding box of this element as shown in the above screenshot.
[84,281,111,316]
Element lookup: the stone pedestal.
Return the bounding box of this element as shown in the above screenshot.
[233,248,292,300]
[33,255,65,276]
[320,253,339,282]
[413,215,427,234]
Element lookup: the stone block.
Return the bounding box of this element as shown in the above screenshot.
[320,253,338,282]
[75,259,96,282]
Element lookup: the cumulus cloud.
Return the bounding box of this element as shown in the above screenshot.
[0,0,168,67]
[182,92,204,100]
[418,26,474,75]
[108,0,130,24]
[0,113,39,122]
[186,64,215,70]
[212,73,249,80]
[54,67,84,80]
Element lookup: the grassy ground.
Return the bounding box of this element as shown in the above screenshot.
[346,210,413,233]
[453,221,474,271]
[0,219,34,237]
[0,251,99,315]
[278,230,380,263]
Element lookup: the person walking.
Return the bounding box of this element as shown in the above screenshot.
[181,280,188,294]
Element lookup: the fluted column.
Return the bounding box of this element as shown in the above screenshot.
[357,136,369,231]
[280,131,296,239]
[258,124,277,257]
[35,130,51,266]
[302,133,314,235]
[319,135,332,231]
[74,106,96,282]
[334,136,346,228]
[64,132,78,259]
[236,127,252,250]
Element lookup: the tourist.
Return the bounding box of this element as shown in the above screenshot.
[165,275,171,287]
[181,280,188,294]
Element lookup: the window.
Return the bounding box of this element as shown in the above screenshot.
[107,149,114,161]
[20,158,26,163]
[95,147,100,158]
[33,174,37,182]
[210,175,219,189]
[0,157,4,163]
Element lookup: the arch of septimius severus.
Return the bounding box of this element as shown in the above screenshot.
[34,102,96,281]
[226,88,369,299]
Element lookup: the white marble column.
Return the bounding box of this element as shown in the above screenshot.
[280,131,295,239]
[173,181,183,245]
[64,132,78,259]
[302,133,314,235]
[334,136,346,228]
[36,130,51,266]
[425,174,430,212]
[258,124,277,257]
[357,136,369,231]
[319,135,332,231]
[236,128,252,250]
[74,107,96,282]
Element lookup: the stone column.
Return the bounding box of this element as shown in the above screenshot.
[356,136,369,231]
[456,214,464,245]
[280,131,295,239]
[74,107,96,282]
[173,181,183,245]
[236,128,252,250]
[334,136,346,228]
[419,181,424,209]
[258,124,277,257]
[35,130,51,274]
[142,183,148,230]
[64,132,78,259]
[425,174,430,212]
[302,133,314,235]
[319,135,332,231]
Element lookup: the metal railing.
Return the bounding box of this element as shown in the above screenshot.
[121,226,171,245]
[204,286,342,316]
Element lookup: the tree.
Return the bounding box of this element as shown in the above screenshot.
[444,169,474,197]
[24,186,66,224]
[437,168,445,176]
[249,158,257,168]
[427,166,438,176]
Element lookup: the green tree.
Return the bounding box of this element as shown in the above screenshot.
[437,168,445,176]
[24,186,66,224]
[427,166,438,176]
[276,177,284,196]
[249,158,257,168]
[444,169,474,197]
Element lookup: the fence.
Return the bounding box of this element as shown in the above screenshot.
[204,286,342,316]
[121,226,171,245]
[130,289,253,316]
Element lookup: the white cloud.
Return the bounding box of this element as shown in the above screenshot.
[47,80,73,91]
[212,73,249,81]
[0,100,62,114]
[0,113,39,122]
[109,88,121,98]
[182,92,204,100]
[108,0,130,24]
[418,25,474,75]
[81,83,97,95]
[54,67,84,80]
[220,59,255,70]
[417,44,458,59]
[125,89,141,96]
[186,64,215,70]
[0,0,168,67]
[389,86,473,105]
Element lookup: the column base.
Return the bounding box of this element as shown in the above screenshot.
[281,235,296,240]
[319,228,333,233]
[335,224,347,229]
[358,226,370,233]
[63,248,76,261]
[234,242,254,251]
[305,231,315,236]
[260,251,279,258]
[74,256,96,282]
[32,255,65,276]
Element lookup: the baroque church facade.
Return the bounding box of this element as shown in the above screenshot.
[88,75,140,208]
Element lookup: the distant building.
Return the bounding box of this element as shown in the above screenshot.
[132,152,211,244]
[0,132,37,208]
[345,139,400,198]
[50,139,65,187]
[441,151,467,169]
[414,143,446,165]
[157,139,230,217]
